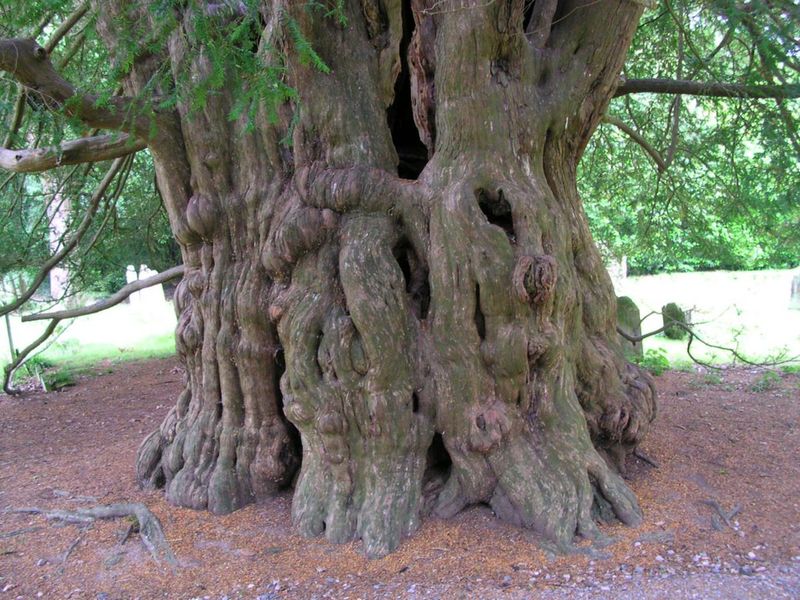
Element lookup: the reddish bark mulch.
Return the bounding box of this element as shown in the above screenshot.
[1,358,798,599]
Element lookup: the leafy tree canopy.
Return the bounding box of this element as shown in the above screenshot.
[583,0,800,274]
[0,0,797,289]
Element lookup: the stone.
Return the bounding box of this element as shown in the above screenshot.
[662,302,688,339]
[790,272,800,310]
[617,296,643,360]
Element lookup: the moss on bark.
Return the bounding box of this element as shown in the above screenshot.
[90,0,658,558]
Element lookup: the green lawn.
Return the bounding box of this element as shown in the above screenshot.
[3,268,799,381]
[615,268,800,369]
[2,300,178,376]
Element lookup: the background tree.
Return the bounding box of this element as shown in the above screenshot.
[583,0,800,273]
[0,0,796,558]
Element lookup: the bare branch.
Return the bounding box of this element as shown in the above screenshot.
[615,78,800,99]
[44,1,91,54]
[22,265,184,322]
[0,157,128,317]
[601,115,667,171]
[617,323,799,368]
[617,324,666,343]
[2,318,60,395]
[0,134,146,173]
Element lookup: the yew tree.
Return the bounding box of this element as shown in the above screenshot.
[0,0,795,558]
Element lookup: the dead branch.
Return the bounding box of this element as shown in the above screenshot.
[617,324,666,342]
[0,134,146,173]
[118,522,136,545]
[7,503,177,567]
[0,526,43,539]
[57,533,84,574]
[633,449,660,468]
[701,499,741,530]
[618,318,798,370]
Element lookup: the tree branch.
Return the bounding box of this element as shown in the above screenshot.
[0,38,153,137]
[2,318,60,395]
[43,1,91,54]
[615,78,800,99]
[3,6,92,149]
[0,134,146,173]
[0,157,127,317]
[2,91,27,148]
[601,115,667,171]
[526,0,558,48]
[22,265,184,322]
[617,323,798,368]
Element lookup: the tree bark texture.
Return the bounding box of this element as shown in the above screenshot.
[92,0,656,558]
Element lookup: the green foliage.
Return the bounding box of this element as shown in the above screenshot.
[0,151,179,300]
[0,0,798,319]
[44,367,76,390]
[702,372,723,386]
[580,0,800,275]
[636,347,671,375]
[10,354,74,390]
[749,370,782,392]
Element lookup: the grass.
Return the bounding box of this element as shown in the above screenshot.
[43,333,176,375]
[615,268,800,370]
[2,300,177,383]
[2,268,798,383]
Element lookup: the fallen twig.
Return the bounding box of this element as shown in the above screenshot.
[53,489,98,503]
[0,526,42,539]
[57,533,83,574]
[702,499,741,530]
[118,521,135,545]
[6,502,177,567]
[634,449,660,468]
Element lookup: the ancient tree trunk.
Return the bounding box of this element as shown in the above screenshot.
[96,0,656,557]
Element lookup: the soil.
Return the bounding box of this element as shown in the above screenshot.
[1,358,799,599]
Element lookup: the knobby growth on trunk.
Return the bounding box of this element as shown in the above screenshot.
[1,0,657,557]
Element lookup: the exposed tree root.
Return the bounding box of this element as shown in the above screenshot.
[7,503,177,567]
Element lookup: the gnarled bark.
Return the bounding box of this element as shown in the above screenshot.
[93,0,655,558]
